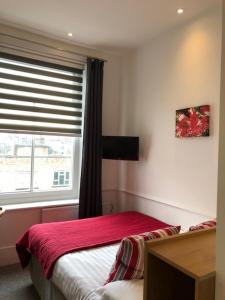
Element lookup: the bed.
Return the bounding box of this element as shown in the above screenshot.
[16,211,176,300]
[30,243,143,300]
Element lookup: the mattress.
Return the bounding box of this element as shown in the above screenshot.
[51,243,143,300]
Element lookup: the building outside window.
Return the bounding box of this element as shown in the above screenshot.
[53,171,70,187]
[0,133,75,194]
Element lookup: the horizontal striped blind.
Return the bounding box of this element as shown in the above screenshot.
[0,52,84,136]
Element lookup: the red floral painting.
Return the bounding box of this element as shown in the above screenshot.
[176,105,210,138]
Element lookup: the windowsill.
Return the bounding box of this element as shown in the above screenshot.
[2,199,79,211]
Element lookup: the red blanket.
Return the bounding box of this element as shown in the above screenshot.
[16,211,170,279]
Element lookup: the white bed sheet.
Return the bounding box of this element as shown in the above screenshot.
[52,243,143,300]
[94,280,143,300]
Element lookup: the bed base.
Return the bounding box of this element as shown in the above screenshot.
[30,256,66,300]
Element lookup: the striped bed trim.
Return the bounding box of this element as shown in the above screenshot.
[189,219,217,231]
[106,226,181,284]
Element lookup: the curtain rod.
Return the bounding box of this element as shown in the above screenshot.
[0,33,108,63]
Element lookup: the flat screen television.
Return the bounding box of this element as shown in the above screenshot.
[102,136,139,161]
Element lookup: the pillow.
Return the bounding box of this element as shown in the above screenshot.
[105,226,181,284]
[189,219,216,231]
[96,280,143,300]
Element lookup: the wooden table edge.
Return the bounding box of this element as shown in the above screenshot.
[145,228,216,280]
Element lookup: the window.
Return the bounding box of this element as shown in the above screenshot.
[0,52,85,204]
[0,133,76,193]
[0,132,81,202]
[53,171,70,187]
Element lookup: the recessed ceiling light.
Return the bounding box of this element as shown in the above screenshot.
[67,33,73,37]
[177,8,184,14]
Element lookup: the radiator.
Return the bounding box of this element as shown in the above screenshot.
[41,205,78,223]
[41,201,114,223]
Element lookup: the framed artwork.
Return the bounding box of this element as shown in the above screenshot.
[176,105,210,138]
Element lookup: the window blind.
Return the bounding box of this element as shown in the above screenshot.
[0,52,84,136]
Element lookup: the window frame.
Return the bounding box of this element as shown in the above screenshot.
[0,135,81,206]
[0,49,86,206]
[53,170,70,187]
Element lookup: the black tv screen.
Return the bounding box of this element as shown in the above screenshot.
[102,136,139,161]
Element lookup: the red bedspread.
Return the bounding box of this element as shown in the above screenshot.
[16,211,170,279]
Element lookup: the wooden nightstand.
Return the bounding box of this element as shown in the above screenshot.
[144,228,216,300]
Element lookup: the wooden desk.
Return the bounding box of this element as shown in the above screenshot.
[144,228,216,300]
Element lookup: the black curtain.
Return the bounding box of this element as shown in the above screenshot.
[79,58,104,219]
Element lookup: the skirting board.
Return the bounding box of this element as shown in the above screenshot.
[117,190,214,232]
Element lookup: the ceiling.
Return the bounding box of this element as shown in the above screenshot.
[0,0,221,51]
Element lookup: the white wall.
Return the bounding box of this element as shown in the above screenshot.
[118,191,213,232]
[216,1,225,299]
[102,55,121,191]
[119,8,222,219]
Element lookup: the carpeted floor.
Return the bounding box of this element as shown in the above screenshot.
[0,264,40,300]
